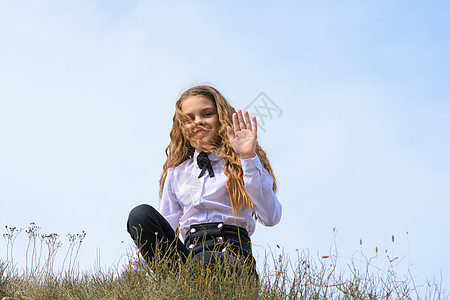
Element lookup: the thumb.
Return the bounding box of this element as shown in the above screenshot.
[226,126,234,139]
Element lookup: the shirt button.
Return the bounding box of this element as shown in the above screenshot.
[216,237,223,242]
[217,223,223,229]
[190,228,196,234]
[189,244,194,249]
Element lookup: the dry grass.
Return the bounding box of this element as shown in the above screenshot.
[1,223,448,299]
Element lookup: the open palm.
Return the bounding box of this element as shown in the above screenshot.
[226,109,257,159]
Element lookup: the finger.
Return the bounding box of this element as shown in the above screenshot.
[244,111,252,130]
[232,112,240,132]
[252,116,257,135]
[237,109,246,130]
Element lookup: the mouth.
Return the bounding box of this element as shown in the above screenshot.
[196,130,209,136]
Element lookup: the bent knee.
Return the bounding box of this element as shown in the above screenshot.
[128,204,157,225]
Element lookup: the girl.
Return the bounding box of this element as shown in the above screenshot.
[127,85,281,274]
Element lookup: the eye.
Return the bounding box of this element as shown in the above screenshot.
[182,115,193,123]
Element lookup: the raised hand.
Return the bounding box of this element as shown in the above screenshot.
[226,109,257,159]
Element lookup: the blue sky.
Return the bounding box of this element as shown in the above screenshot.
[1,0,449,292]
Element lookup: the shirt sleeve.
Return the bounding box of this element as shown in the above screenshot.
[159,169,183,231]
[240,155,282,226]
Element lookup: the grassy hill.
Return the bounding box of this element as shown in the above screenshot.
[1,224,448,299]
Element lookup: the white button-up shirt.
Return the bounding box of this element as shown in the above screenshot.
[159,150,282,240]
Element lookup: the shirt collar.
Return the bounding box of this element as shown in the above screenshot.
[193,147,221,162]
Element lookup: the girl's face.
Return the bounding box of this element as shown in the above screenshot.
[181,95,220,150]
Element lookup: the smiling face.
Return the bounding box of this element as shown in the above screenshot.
[180,95,220,151]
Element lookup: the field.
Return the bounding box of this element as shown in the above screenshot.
[1,224,447,299]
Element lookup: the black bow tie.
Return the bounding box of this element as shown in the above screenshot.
[197,151,215,178]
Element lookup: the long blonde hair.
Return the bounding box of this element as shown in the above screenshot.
[159,85,277,215]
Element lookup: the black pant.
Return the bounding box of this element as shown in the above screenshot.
[127,204,190,263]
[127,204,257,275]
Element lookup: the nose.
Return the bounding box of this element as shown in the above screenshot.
[193,116,205,125]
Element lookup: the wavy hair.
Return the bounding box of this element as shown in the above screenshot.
[159,85,277,215]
